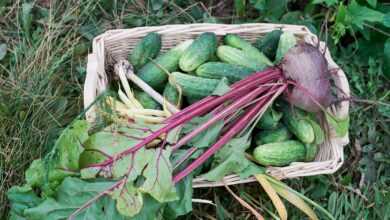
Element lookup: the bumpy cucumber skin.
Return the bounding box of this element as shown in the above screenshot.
[129,32,161,70]
[171,72,219,100]
[134,90,161,110]
[255,30,283,60]
[253,140,306,166]
[224,34,272,67]
[283,108,315,143]
[306,117,325,145]
[217,46,266,71]
[304,143,318,161]
[254,126,291,145]
[137,40,193,91]
[196,62,253,83]
[256,107,283,129]
[163,82,181,108]
[179,32,217,72]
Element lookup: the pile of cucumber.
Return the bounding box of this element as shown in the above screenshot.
[126,30,324,167]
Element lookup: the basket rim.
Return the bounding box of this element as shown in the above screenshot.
[83,23,350,187]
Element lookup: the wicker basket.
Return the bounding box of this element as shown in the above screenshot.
[83,23,350,188]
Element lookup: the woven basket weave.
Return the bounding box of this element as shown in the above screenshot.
[83,23,350,188]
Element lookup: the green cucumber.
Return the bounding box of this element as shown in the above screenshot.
[224,34,272,67]
[217,46,265,71]
[179,32,217,72]
[134,90,161,110]
[254,126,292,145]
[304,143,318,161]
[283,109,315,144]
[253,140,306,166]
[129,32,161,70]
[171,71,219,100]
[137,40,193,91]
[163,82,181,108]
[255,30,283,60]
[306,117,325,145]
[195,62,253,83]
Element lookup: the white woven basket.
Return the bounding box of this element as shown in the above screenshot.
[83,23,350,187]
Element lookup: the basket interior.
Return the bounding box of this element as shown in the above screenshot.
[88,24,349,180]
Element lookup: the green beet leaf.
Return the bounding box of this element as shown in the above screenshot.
[163,175,193,219]
[7,185,42,219]
[202,132,257,181]
[139,148,177,203]
[111,182,144,217]
[182,113,224,149]
[23,177,119,220]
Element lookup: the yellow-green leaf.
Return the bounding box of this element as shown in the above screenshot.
[271,182,318,220]
[255,174,287,220]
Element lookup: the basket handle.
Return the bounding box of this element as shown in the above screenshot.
[83,54,99,122]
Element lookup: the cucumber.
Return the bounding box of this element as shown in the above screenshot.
[224,34,272,67]
[196,62,253,83]
[137,40,193,91]
[217,46,266,71]
[129,32,161,70]
[254,126,291,145]
[179,32,217,72]
[275,32,297,63]
[171,72,219,100]
[304,143,318,161]
[163,82,181,108]
[134,90,161,110]
[253,140,306,166]
[306,117,325,145]
[283,109,315,144]
[255,30,283,60]
[256,107,283,129]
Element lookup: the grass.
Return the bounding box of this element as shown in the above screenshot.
[0,0,389,219]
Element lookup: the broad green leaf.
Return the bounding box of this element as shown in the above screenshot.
[55,120,89,170]
[79,122,161,168]
[212,78,231,96]
[182,114,224,148]
[325,114,349,137]
[24,177,117,220]
[80,167,100,179]
[346,0,384,29]
[7,185,42,219]
[131,195,163,220]
[112,147,153,179]
[111,182,143,217]
[202,132,254,181]
[24,121,89,195]
[0,43,6,60]
[239,162,265,179]
[25,159,45,188]
[163,175,193,219]
[139,148,177,203]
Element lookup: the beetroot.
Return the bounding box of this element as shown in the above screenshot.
[282,43,332,112]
